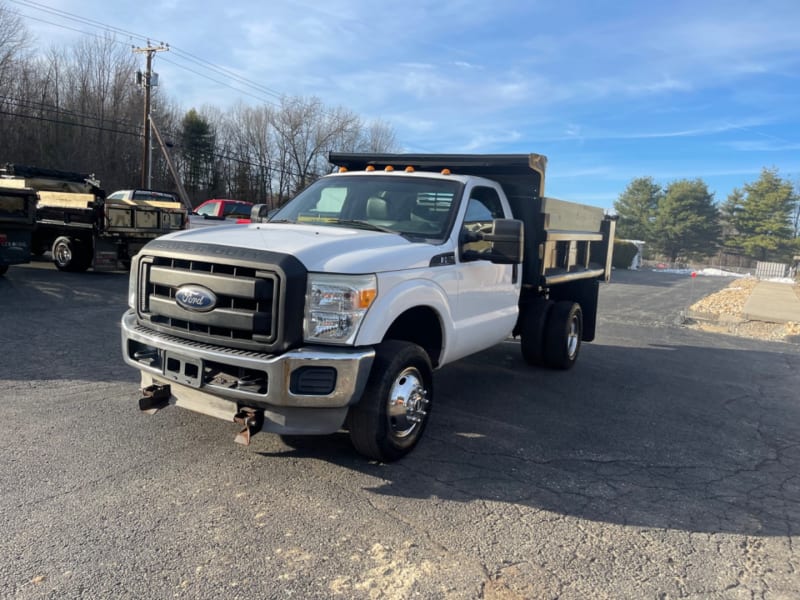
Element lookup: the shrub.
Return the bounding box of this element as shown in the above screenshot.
[612,240,640,269]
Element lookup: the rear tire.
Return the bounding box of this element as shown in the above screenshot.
[543,301,583,370]
[520,298,553,366]
[347,340,433,462]
[52,236,92,272]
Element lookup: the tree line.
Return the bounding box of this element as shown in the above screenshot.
[614,169,800,265]
[0,3,398,208]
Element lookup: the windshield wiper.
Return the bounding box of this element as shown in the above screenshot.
[331,219,398,234]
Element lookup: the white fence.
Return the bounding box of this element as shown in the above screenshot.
[755,261,789,279]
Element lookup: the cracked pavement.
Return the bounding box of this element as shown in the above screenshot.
[1,264,799,599]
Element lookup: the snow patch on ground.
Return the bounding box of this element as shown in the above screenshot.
[650,267,749,277]
[649,266,796,284]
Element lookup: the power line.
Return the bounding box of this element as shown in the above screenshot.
[0,94,141,130]
[10,0,286,104]
[0,108,315,182]
[10,0,371,130]
[0,109,142,137]
[157,56,282,108]
[9,0,150,44]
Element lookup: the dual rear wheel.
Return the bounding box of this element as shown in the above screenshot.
[347,301,582,461]
[521,299,583,370]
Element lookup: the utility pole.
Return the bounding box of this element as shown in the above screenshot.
[133,42,168,189]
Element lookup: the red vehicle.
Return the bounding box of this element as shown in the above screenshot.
[190,198,253,228]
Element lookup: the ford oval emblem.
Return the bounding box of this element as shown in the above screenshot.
[175,285,217,312]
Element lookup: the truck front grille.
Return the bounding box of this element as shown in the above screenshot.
[137,255,279,350]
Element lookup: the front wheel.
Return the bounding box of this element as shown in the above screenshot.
[347,340,433,462]
[0,265,8,276]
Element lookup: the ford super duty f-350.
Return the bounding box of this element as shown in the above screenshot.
[121,153,615,461]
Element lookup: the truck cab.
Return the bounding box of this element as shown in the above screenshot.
[121,153,614,461]
[189,199,254,228]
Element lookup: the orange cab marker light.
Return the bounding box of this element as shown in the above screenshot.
[404,166,415,172]
[365,165,375,171]
[384,165,395,172]
[338,166,348,173]
[441,168,451,175]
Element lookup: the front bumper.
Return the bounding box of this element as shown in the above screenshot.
[121,309,375,411]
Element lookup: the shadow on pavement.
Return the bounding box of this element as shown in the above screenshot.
[264,340,800,538]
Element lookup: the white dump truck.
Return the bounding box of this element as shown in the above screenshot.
[121,153,615,461]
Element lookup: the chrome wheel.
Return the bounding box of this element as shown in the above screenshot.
[348,340,434,461]
[566,314,580,359]
[54,240,72,266]
[543,301,583,370]
[387,366,429,439]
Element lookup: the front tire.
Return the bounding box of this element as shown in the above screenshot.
[543,301,583,370]
[0,265,8,276]
[347,340,433,462]
[52,236,91,272]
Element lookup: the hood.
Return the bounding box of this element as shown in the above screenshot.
[157,222,444,272]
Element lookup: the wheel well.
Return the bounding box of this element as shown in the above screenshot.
[383,306,443,367]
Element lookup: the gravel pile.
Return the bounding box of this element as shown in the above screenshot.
[689,277,758,318]
[688,277,800,342]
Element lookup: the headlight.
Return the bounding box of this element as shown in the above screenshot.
[304,273,377,344]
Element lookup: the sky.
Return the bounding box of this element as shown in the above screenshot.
[7,0,800,210]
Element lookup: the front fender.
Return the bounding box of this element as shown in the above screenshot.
[355,274,455,349]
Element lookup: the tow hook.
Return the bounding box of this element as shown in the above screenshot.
[233,407,264,446]
[139,383,171,413]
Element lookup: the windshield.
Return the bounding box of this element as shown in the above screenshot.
[271,175,462,241]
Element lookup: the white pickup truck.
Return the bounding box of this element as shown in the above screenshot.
[121,153,615,461]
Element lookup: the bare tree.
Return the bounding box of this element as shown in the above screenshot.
[357,119,399,153]
[0,1,28,83]
[0,12,401,202]
[273,96,361,196]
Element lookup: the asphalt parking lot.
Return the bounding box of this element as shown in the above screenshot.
[2,262,799,599]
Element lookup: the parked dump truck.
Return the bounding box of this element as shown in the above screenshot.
[121,153,615,461]
[0,164,187,272]
[0,186,37,276]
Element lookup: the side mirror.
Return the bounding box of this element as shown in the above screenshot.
[461,219,524,264]
[250,204,271,223]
